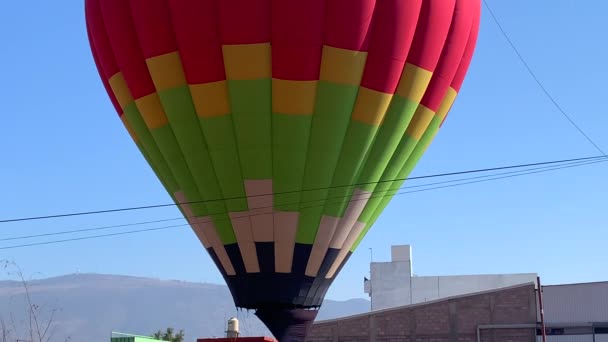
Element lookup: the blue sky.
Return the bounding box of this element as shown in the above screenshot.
[0,0,606,302]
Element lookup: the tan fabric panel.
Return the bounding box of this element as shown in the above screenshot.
[229,212,261,273]
[189,217,211,248]
[329,189,371,249]
[244,179,273,208]
[250,211,274,242]
[325,221,366,279]
[245,180,275,243]
[273,212,299,273]
[305,216,339,277]
[174,191,210,248]
[202,220,236,276]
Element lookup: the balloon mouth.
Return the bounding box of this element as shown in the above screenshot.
[255,307,319,342]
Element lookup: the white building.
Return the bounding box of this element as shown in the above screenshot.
[362,244,608,342]
[539,281,608,342]
[364,245,538,311]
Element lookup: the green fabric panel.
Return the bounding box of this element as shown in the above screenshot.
[356,135,420,224]
[295,81,359,244]
[356,96,419,193]
[123,104,179,193]
[213,212,237,245]
[149,125,208,217]
[323,121,378,217]
[272,113,312,212]
[351,116,442,251]
[159,86,236,244]
[133,142,174,195]
[228,80,272,180]
[199,115,248,212]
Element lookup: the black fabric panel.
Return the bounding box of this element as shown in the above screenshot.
[205,244,350,310]
[306,248,340,306]
[225,273,323,309]
[255,242,275,273]
[224,243,246,275]
[318,248,340,277]
[206,247,241,304]
[292,243,312,274]
[255,308,318,342]
[334,251,353,278]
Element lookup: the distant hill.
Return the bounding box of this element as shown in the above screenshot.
[0,274,369,341]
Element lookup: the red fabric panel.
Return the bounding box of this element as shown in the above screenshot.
[86,0,122,116]
[441,0,481,127]
[361,0,423,93]
[85,0,119,77]
[451,0,481,91]
[421,0,476,111]
[323,0,376,51]
[407,0,456,71]
[271,0,325,80]
[129,0,178,59]
[87,30,122,116]
[218,0,271,44]
[168,0,226,84]
[98,0,155,99]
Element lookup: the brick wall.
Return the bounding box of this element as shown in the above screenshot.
[307,283,537,342]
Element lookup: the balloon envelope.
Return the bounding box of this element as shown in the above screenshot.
[85,0,480,340]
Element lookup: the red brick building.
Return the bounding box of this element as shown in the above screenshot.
[198,338,276,342]
[306,283,537,342]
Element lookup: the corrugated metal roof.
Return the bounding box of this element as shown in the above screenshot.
[542,282,608,323]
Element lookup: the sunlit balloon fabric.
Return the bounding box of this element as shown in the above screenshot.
[86,0,479,317]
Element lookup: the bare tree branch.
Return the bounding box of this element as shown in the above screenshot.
[1,260,68,342]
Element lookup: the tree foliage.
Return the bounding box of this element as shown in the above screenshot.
[152,327,185,342]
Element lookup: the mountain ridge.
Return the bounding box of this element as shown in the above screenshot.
[0,273,369,341]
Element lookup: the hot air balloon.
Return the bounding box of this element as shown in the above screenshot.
[85,0,480,340]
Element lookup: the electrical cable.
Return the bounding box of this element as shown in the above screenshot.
[1,156,604,250]
[483,0,606,156]
[0,155,604,225]
[1,156,602,242]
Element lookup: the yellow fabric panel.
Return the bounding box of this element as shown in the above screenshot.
[272,79,317,115]
[396,63,433,103]
[222,43,271,80]
[135,93,169,129]
[351,87,393,126]
[108,72,133,110]
[320,46,367,86]
[436,87,458,121]
[189,81,231,118]
[146,52,187,91]
[121,115,138,143]
[405,105,435,140]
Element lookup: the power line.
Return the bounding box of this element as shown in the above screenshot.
[3,156,597,242]
[0,155,604,225]
[1,156,604,251]
[482,0,606,156]
[0,217,186,242]
[0,224,190,250]
[2,156,598,243]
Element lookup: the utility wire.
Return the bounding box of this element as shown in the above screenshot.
[3,156,596,242]
[483,0,606,156]
[0,217,186,242]
[1,156,604,250]
[0,224,190,250]
[2,156,598,243]
[0,155,604,225]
